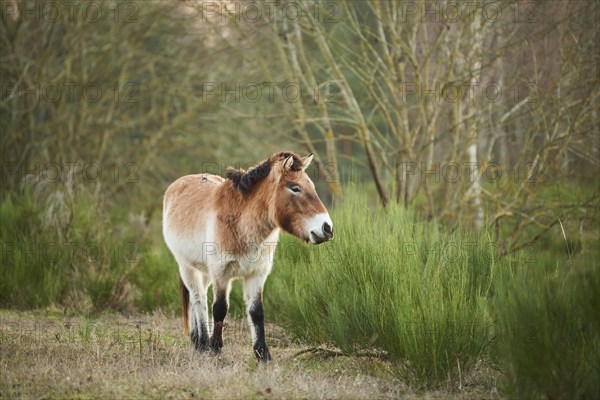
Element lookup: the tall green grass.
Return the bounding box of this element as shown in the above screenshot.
[1,192,138,313]
[491,254,600,399]
[0,194,68,307]
[267,189,497,383]
[266,188,599,396]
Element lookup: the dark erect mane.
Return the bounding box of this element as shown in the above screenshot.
[225,152,303,195]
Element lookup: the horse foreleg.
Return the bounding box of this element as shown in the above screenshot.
[243,274,271,362]
[210,279,231,353]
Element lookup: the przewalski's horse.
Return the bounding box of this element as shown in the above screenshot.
[162,151,333,362]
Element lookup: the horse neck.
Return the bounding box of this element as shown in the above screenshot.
[242,191,276,241]
[219,182,277,246]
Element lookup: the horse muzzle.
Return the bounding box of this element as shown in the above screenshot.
[306,214,334,244]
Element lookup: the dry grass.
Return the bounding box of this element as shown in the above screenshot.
[0,310,501,399]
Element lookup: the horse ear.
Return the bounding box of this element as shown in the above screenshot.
[302,153,313,171]
[283,154,294,171]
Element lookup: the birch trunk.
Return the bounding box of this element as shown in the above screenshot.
[465,9,484,231]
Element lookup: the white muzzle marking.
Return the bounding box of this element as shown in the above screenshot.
[304,213,334,244]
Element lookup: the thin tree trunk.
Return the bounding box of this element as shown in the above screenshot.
[465,10,485,231]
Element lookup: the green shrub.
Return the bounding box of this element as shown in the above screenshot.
[266,187,599,393]
[267,188,497,384]
[0,191,136,313]
[0,193,68,307]
[491,253,600,399]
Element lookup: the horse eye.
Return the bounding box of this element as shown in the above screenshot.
[290,186,301,194]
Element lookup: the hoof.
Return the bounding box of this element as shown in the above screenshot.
[191,329,210,352]
[210,336,223,353]
[254,345,272,363]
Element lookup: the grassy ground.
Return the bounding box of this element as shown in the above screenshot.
[0,309,502,400]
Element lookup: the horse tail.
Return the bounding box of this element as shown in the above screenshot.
[179,276,190,336]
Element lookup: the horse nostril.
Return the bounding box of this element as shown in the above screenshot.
[323,222,333,237]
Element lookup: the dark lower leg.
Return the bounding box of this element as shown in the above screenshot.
[210,289,228,352]
[249,298,271,362]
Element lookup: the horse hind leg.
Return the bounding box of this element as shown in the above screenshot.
[179,263,210,351]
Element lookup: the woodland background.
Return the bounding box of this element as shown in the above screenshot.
[1,1,599,398]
